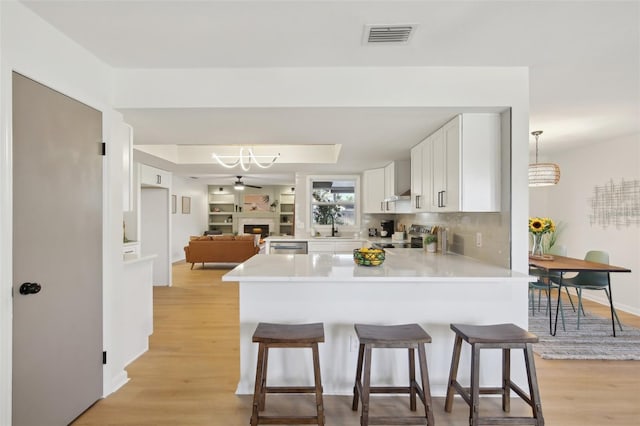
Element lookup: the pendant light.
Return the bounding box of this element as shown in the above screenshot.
[212,147,280,171]
[528,130,560,187]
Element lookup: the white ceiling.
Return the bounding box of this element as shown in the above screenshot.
[21,0,640,186]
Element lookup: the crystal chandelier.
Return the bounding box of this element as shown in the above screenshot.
[212,147,280,171]
[528,130,560,187]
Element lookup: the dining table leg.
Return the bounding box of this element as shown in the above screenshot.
[547,281,553,335]
[607,273,616,337]
[552,273,564,336]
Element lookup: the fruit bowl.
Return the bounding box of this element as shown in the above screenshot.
[353,248,385,266]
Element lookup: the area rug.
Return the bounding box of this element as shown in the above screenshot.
[527,296,640,360]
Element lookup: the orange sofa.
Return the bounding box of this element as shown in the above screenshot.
[184,235,259,269]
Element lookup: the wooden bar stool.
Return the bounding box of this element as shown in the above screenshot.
[351,323,434,426]
[250,322,325,426]
[445,323,544,426]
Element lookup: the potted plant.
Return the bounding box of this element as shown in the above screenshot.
[424,234,438,253]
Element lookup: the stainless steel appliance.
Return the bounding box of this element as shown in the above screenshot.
[370,224,429,249]
[408,224,432,248]
[372,241,411,249]
[269,241,308,254]
[380,220,395,238]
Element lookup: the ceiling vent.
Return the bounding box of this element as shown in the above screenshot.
[364,24,415,44]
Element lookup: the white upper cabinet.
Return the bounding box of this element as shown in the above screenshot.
[411,133,435,212]
[383,160,411,213]
[410,143,423,212]
[362,168,385,213]
[411,113,501,213]
[363,161,411,214]
[139,163,171,188]
[432,123,454,211]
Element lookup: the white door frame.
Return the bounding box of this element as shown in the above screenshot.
[0,69,118,425]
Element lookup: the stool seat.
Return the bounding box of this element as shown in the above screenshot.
[445,323,544,426]
[253,322,325,344]
[352,323,434,426]
[450,323,539,344]
[250,322,325,426]
[355,323,432,346]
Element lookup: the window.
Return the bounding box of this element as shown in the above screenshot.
[309,177,358,228]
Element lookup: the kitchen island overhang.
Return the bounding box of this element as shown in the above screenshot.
[223,250,530,396]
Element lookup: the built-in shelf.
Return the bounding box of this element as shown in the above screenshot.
[206,186,295,235]
[208,190,237,233]
[279,193,295,234]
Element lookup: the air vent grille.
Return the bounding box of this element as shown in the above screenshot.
[365,25,414,44]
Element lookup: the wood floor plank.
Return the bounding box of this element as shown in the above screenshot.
[72,261,640,425]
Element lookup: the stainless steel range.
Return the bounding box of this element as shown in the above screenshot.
[408,224,432,248]
[371,224,432,249]
[372,241,412,249]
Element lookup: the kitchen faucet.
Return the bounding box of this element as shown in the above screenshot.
[329,214,337,237]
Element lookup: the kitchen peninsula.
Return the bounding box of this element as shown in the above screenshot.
[222,249,530,396]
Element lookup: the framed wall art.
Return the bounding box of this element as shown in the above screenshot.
[182,196,191,214]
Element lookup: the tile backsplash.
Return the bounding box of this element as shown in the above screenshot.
[393,211,511,268]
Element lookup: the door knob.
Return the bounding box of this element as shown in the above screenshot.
[19,282,41,295]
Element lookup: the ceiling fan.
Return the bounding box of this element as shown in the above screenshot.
[233,176,262,190]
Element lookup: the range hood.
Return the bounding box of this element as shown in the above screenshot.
[383,160,411,203]
[384,189,411,202]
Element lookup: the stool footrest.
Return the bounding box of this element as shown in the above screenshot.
[264,386,320,394]
[364,416,428,425]
[510,383,533,406]
[368,386,411,394]
[475,417,540,425]
[451,381,471,406]
[255,415,320,424]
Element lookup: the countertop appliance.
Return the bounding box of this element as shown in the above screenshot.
[371,223,431,249]
[408,224,432,248]
[380,220,395,238]
[269,241,308,254]
[372,241,412,249]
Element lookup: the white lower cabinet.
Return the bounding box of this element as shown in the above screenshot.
[123,242,140,258]
[333,241,364,253]
[308,240,363,254]
[307,241,334,253]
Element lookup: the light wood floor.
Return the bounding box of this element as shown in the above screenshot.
[73,261,640,425]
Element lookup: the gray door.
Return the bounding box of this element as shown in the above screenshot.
[12,72,103,425]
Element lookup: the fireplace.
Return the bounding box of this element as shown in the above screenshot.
[244,224,270,238]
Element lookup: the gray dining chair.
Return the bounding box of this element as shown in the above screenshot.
[552,250,623,331]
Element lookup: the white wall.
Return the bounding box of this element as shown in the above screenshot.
[0,1,126,421]
[141,187,171,285]
[530,133,640,314]
[171,176,208,262]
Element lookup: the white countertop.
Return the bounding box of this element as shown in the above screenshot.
[264,235,410,244]
[223,249,527,282]
[265,235,366,242]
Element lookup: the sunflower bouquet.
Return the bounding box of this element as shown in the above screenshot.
[529,217,556,258]
[528,217,555,234]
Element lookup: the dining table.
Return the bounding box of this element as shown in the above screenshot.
[528,254,631,337]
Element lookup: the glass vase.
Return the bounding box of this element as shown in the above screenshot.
[531,233,544,257]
